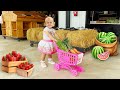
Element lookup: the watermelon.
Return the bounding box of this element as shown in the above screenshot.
[97,32,107,39]
[107,32,116,37]
[97,51,110,61]
[97,32,117,44]
[92,46,104,59]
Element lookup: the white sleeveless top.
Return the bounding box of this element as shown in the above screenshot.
[43,27,55,40]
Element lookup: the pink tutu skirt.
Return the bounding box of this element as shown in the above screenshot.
[38,40,57,54]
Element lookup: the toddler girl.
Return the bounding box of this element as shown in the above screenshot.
[38,16,58,68]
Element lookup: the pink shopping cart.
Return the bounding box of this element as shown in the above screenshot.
[54,42,84,76]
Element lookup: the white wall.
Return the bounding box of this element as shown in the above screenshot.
[58,11,66,28]
[70,11,86,28]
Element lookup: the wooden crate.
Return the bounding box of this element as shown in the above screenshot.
[1,11,45,39]
[16,67,34,77]
[2,60,28,67]
[1,66,17,73]
[1,60,28,73]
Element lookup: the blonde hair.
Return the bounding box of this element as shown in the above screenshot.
[44,16,55,27]
[45,16,54,22]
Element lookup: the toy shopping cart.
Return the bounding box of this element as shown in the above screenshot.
[54,42,84,76]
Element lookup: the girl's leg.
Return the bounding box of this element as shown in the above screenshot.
[41,53,46,61]
[48,54,55,64]
[48,54,52,58]
[40,53,47,68]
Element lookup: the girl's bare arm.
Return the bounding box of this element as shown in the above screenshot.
[54,32,60,40]
[44,31,57,41]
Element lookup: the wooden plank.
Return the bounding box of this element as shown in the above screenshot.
[5,21,12,36]
[2,66,17,73]
[12,30,17,37]
[16,21,23,38]
[31,22,37,28]
[2,12,17,21]
[17,17,44,22]
[2,60,28,67]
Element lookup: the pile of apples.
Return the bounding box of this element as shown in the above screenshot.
[17,62,34,70]
[2,51,26,61]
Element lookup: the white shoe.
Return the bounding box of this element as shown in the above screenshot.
[48,60,55,64]
[40,61,47,68]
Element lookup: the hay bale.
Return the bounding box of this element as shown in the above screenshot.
[27,28,32,40]
[55,29,70,40]
[37,29,70,41]
[31,27,43,41]
[27,27,43,41]
[37,31,43,41]
[66,29,98,48]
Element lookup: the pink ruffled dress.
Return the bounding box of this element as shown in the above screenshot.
[38,27,57,54]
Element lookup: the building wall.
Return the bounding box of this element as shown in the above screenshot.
[58,11,66,28]
[58,11,86,28]
[70,11,86,28]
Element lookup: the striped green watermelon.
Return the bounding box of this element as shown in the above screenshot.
[92,46,104,59]
[97,32,117,44]
[107,32,116,37]
[97,32,107,39]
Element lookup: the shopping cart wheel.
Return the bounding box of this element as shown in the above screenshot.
[79,67,84,72]
[54,63,60,71]
[76,66,84,72]
[71,70,78,76]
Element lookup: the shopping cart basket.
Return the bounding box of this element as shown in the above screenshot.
[54,42,84,76]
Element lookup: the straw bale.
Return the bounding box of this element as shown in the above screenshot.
[55,29,70,40]
[66,29,98,48]
[27,28,32,40]
[27,27,43,41]
[37,31,43,41]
